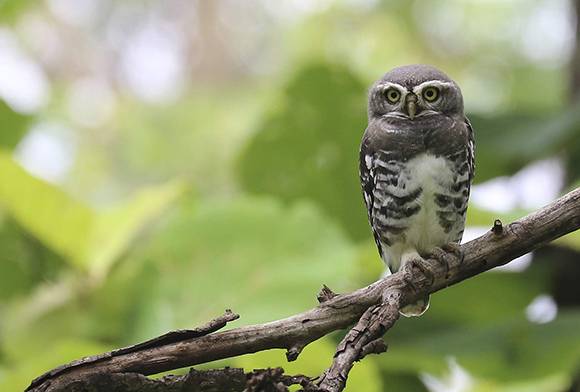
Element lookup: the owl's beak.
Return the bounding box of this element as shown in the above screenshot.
[406,94,418,120]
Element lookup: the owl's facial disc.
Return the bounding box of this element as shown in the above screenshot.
[368,66,464,121]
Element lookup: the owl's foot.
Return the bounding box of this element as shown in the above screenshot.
[423,243,464,279]
[442,242,464,264]
[401,257,436,289]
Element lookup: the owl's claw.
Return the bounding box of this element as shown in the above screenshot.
[442,242,464,264]
[423,243,464,279]
[402,257,436,289]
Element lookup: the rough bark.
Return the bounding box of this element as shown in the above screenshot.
[38,367,316,392]
[27,188,580,392]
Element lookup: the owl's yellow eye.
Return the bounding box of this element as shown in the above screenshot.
[422,86,440,102]
[385,88,401,104]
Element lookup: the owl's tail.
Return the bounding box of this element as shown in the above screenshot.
[400,295,430,317]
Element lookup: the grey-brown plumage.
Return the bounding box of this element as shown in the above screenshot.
[359,64,475,316]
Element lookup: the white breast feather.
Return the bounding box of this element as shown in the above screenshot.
[382,153,456,271]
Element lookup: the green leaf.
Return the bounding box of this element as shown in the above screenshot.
[0,219,64,300]
[88,180,188,278]
[0,149,93,268]
[0,150,185,275]
[237,63,370,240]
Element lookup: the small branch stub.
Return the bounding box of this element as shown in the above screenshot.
[359,338,388,360]
[492,219,504,235]
[246,368,317,392]
[317,284,338,303]
[245,368,288,392]
[285,344,304,362]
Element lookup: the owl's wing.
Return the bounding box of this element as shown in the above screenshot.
[446,116,475,243]
[465,116,476,184]
[359,128,385,260]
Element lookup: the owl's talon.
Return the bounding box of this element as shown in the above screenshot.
[423,247,450,276]
[441,242,464,267]
[402,258,436,287]
[443,242,464,266]
[424,243,463,279]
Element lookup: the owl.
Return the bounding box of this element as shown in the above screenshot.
[359,64,475,317]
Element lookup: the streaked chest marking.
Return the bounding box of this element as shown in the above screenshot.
[367,152,469,270]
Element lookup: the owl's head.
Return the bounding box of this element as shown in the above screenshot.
[368,64,464,120]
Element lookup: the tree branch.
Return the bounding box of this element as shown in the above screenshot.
[27,188,580,392]
[35,367,316,392]
[317,288,400,391]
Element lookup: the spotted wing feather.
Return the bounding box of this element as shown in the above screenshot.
[359,132,384,259]
[359,129,419,264]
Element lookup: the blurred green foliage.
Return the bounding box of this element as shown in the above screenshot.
[0,101,30,149]
[0,1,579,392]
[238,63,369,240]
[470,104,580,183]
[0,150,185,275]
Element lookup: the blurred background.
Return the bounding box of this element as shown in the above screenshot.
[0,0,579,391]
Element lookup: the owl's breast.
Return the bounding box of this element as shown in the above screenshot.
[398,153,461,250]
[372,152,469,270]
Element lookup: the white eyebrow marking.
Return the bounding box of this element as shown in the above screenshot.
[376,82,408,93]
[412,80,454,94]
